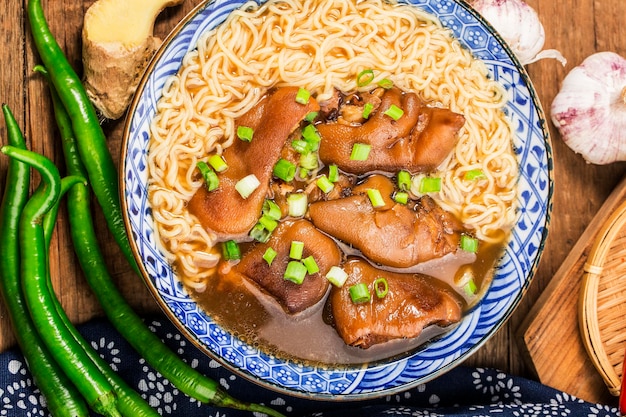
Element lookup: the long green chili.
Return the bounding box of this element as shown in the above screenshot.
[0,105,89,417]
[2,145,121,417]
[41,68,285,417]
[26,0,139,275]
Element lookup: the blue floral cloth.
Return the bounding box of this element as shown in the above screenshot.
[0,315,619,416]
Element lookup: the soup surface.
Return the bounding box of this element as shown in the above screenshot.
[146,0,519,365]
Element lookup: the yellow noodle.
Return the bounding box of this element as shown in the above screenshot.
[147,0,520,287]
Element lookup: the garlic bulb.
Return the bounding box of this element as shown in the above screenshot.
[471,0,566,66]
[551,52,626,165]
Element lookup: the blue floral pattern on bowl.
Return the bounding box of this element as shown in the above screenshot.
[121,0,552,399]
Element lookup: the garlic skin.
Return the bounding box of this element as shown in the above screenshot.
[471,0,566,66]
[551,52,626,165]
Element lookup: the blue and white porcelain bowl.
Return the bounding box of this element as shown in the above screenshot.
[121,0,552,399]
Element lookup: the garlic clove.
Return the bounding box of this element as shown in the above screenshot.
[551,52,626,165]
[471,0,566,66]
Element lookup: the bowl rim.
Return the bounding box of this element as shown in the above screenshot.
[120,0,554,400]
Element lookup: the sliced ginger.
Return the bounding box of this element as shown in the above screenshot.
[82,0,184,120]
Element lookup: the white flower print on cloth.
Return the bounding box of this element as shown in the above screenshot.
[0,360,45,417]
[472,367,523,404]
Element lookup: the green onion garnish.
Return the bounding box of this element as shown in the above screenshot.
[262,199,282,221]
[295,87,311,104]
[397,170,411,191]
[393,191,409,204]
[291,139,312,154]
[287,193,308,217]
[374,277,389,298]
[367,188,386,208]
[298,168,309,180]
[300,152,318,170]
[289,240,304,260]
[378,78,394,89]
[302,256,319,274]
[235,174,260,199]
[196,161,219,191]
[302,124,321,147]
[284,261,307,284]
[460,235,479,253]
[419,176,441,193]
[328,164,339,182]
[349,283,371,304]
[316,175,335,193]
[350,143,371,161]
[463,278,478,297]
[258,214,278,233]
[263,247,277,266]
[326,266,348,287]
[222,240,241,261]
[305,111,318,122]
[273,158,296,182]
[237,125,254,142]
[208,154,228,173]
[384,104,404,121]
[465,169,486,181]
[249,223,271,243]
[362,102,374,119]
[356,69,375,87]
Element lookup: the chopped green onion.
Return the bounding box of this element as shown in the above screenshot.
[460,235,479,253]
[196,161,219,191]
[356,69,375,87]
[273,158,296,182]
[237,125,254,142]
[287,193,308,217]
[384,104,404,121]
[419,176,441,193]
[295,87,311,104]
[263,247,277,266]
[350,143,371,161]
[262,199,282,220]
[397,170,411,191]
[377,78,394,89]
[300,152,318,170]
[349,283,371,304]
[222,240,241,261]
[328,164,339,182]
[464,169,486,181]
[305,111,318,122]
[249,223,271,243]
[374,277,389,299]
[463,278,478,297]
[302,124,321,145]
[316,175,335,193]
[362,102,374,119]
[367,188,386,208]
[284,261,307,284]
[298,168,309,180]
[302,256,319,274]
[208,154,228,172]
[291,140,311,154]
[394,191,409,204]
[289,240,305,260]
[235,174,260,199]
[326,266,348,287]
[258,214,278,233]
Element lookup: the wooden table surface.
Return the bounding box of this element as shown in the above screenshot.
[1,0,625,407]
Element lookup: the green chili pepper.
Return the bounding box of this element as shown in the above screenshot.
[42,69,286,417]
[2,145,121,416]
[26,0,139,276]
[0,105,90,417]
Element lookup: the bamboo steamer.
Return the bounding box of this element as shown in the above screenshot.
[579,199,626,396]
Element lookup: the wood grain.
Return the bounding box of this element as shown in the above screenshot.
[0,0,625,404]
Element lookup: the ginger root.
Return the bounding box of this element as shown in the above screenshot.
[82,0,183,120]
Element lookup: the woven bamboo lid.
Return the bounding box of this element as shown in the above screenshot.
[580,199,626,396]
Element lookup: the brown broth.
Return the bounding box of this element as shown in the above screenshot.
[187,237,506,366]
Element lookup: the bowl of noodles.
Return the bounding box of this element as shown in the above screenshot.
[121,0,552,399]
